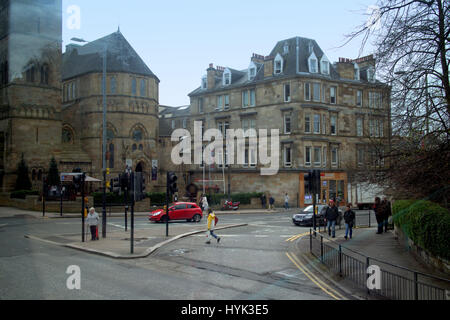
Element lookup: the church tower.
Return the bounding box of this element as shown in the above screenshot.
[0,0,62,191]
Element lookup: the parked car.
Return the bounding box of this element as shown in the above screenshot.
[292,205,342,227]
[149,202,203,223]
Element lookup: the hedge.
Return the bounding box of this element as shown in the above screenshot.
[392,199,450,260]
[10,190,39,199]
[92,192,127,205]
[146,192,166,205]
[207,192,263,205]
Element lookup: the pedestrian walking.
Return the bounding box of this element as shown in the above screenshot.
[374,197,384,234]
[284,193,289,210]
[269,195,275,211]
[324,200,339,238]
[260,193,267,209]
[381,197,392,232]
[206,209,221,244]
[343,203,356,240]
[86,207,99,241]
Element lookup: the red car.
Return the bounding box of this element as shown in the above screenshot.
[149,202,203,223]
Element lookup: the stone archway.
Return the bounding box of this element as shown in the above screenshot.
[136,161,144,173]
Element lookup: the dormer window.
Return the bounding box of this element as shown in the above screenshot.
[367,67,375,82]
[308,52,318,73]
[354,63,360,81]
[320,56,330,75]
[248,62,257,80]
[274,53,283,75]
[201,75,207,89]
[223,69,231,86]
[283,42,289,54]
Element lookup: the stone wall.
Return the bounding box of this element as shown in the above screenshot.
[395,226,450,276]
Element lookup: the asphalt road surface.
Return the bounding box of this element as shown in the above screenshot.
[0,209,346,300]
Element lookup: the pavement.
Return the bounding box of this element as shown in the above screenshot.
[294,226,450,299]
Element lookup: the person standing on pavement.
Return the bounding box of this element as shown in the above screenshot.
[269,195,275,211]
[201,194,209,213]
[260,193,267,209]
[86,207,99,241]
[343,203,356,240]
[324,200,339,238]
[206,209,221,244]
[374,197,384,234]
[284,193,290,210]
[381,197,392,232]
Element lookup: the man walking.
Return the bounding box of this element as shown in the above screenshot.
[206,209,221,244]
[343,203,356,240]
[260,193,267,209]
[324,200,339,238]
[268,195,275,211]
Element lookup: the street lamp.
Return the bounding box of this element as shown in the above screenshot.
[71,37,108,238]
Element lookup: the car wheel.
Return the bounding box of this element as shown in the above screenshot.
[193,214,201,223]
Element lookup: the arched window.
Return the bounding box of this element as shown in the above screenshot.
[62,127,74,144]
[140,79,146,97]
[131,78,137,95]
[132,128,143,142]
[109,143,114,168]
[139,144,143,151]
[40,64,49,84]
[110,77,116,94]
[26,64,36,82]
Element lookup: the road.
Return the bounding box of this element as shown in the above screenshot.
[0,209,349,300]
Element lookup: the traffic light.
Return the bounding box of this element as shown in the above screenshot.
[107,180,112,192]
[120,173,130,191]
[167,171,178,196]
[312,170,321,195]
[111,177,120,194]
[304,171,313,194]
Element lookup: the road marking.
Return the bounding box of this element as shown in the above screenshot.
[286,232,310,242]
[285,252,346,300]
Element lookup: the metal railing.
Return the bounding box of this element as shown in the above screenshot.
[309,229,450,300]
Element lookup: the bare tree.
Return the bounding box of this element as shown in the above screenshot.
[345,0,450,206]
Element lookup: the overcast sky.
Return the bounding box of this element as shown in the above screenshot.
[62,0,378,107]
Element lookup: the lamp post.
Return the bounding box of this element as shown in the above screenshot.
[71,37,108,238]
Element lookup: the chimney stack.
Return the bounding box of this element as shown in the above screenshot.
[207,63,216,90]
[264,56,274,78]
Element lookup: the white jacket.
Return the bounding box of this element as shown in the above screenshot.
[86,212,99,226]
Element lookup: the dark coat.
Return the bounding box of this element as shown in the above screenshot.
[269,197,275,205]
[344,209,355,225]
[374,203,384,223]
[325,206,339,221]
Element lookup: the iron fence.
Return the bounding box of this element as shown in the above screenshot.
[310,229,450,300]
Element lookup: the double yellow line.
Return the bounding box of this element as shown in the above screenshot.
[285,252,347,300]
[286,232,310,242]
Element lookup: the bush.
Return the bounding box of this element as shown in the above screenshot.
[147,192,166,205]
[207,192,263,205]
[92,192,126,205]
[10,190,39,199]
[392,199,450,260]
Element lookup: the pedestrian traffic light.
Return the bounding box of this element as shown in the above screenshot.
[167,171,178,196]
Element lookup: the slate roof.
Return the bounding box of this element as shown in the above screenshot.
[188,36,349,96]
[62,30,158,81]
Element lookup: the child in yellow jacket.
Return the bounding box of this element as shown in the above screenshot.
[206,209,221,244]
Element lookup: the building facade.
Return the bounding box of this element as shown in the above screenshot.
[185,37,391,207]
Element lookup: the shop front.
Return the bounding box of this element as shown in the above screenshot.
[299,171,348,208]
